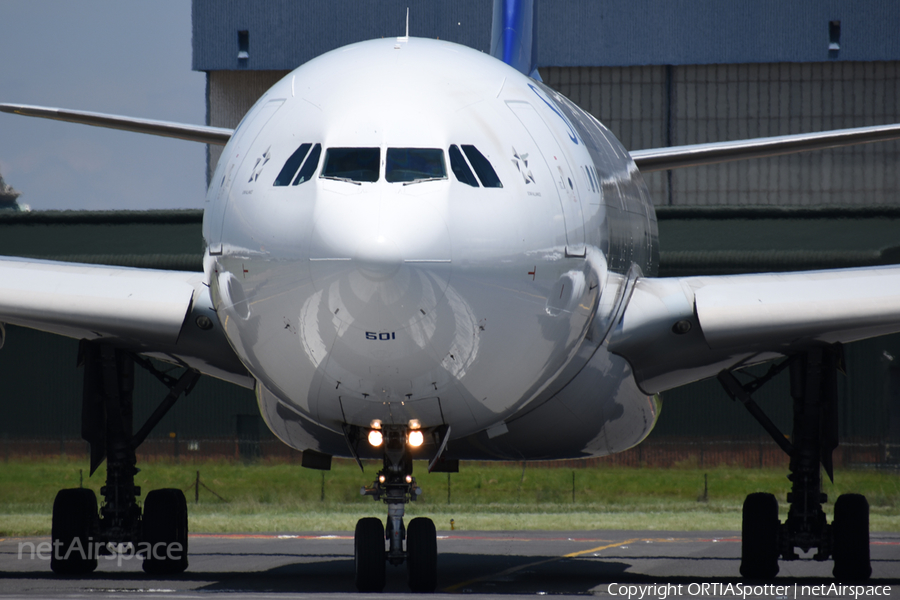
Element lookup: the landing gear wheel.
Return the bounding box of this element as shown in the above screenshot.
[142,489,189,575]
[406,517,437,592]
[51,488,98,574]
[740,492,780,579]
[355,517,386,592]
[833,493,871,580]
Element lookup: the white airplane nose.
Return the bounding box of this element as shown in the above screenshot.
[307,193,452,328]
[357,234,403,282]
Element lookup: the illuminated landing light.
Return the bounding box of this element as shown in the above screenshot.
[368,430,384,447]
[408,430,424,447]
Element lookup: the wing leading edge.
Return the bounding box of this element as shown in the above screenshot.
[631,123,900,172]
[608,265,900,394]
[0,103,233,146]
[0,257,251,388]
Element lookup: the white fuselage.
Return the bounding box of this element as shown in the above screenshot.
[202,37,661,461]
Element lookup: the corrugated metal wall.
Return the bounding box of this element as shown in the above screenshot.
[0,326,262,441]
[543,61,900,206]
[655,334,900,441]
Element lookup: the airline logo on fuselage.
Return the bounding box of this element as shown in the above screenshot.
[528,83,580,146]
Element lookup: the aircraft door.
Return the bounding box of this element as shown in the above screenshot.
[507,101,586,256]
[208,98,284,254]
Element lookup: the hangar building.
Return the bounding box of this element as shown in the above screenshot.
[194,0,900,208]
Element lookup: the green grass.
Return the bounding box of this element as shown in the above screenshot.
[1,457,898,536]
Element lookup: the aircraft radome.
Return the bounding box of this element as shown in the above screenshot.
[3,0,900,590]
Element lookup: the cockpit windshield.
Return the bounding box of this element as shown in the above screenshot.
[385,148,446,184]
[321,148,380,183]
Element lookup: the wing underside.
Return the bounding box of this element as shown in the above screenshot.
[608,265,900,394]
[0,257,251,388]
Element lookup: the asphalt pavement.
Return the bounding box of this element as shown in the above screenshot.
[0,530,897,599]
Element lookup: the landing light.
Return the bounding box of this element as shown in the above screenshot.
[408,430,424,447]
[368,429,383,447]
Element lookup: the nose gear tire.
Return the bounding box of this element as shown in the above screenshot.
[406,517,438,592]
[355,517,386,592]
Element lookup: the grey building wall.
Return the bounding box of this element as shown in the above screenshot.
[544,62,900,206]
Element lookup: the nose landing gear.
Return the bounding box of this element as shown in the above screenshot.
[355,427,437,592]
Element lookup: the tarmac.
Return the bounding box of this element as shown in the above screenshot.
[0,530,898,599]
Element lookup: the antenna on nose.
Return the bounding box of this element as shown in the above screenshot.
[396,7,409,46]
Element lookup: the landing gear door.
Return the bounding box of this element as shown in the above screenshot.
[507,101,586,257]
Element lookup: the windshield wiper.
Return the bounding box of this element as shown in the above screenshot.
[403,177,446,186]
[321,175,362,185]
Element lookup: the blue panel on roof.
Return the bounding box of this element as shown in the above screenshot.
[192,0,491,71]
[536,0,900,66]
[192,0,900,72]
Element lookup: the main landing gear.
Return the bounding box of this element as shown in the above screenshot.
[719,344,871,580]
[51,341,198,575]
[355,426,438,593]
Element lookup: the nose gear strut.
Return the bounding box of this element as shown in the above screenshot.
[355,426,437,592]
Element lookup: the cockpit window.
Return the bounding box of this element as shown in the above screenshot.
[385,148,446,184]
[274,143,311,186]
[293,143,321,185]
[462,145,503,188]
[449,145,479,187]
[321,147,380,183]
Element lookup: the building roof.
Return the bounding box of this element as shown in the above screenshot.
[192,0,900,72]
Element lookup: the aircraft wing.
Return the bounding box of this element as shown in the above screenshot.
[0,103,233,145]
[0,257,251,388]
[631,123,900,172]
[608,265,900,394]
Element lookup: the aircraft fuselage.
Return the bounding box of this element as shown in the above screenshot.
[202,37,661,461]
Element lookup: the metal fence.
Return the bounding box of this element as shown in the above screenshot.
[5,436,897,470]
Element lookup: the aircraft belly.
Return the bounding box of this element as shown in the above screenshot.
[228,246,613,446]
[445,343,661,461]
